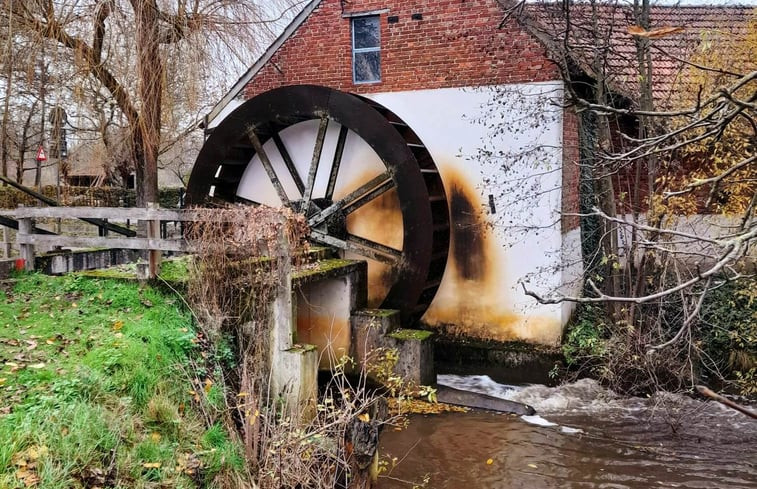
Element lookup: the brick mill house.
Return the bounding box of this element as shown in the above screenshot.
[189,0,755,346]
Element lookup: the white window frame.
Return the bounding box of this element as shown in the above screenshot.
[351,15,381,84]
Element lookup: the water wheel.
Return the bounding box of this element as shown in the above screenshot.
[186,85,449,324]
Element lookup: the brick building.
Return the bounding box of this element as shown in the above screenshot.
[192,0,754,345]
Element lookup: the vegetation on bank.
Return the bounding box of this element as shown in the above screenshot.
[0,273,248,488]
[561,278,757,397]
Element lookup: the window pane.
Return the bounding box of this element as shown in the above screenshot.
[354,51,380,83]
[353,16,380,49]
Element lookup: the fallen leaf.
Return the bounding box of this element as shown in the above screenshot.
[150,432,161,442]
[528,463,538,469]
[25,340,37,351]
[142,462,162,469]
[486,458,494,465]
[112,321,124,331]
[0,378,6,385]
[203,379,213,394]
[28,363,46,369]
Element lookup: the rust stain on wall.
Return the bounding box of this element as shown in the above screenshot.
[296,313,351,370]
[423,165,560,345]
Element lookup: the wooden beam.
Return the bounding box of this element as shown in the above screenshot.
[2,206,197,221]
[17,234,192,252]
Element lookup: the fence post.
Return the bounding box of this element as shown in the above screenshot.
[18,209,35,271]
[147,202,161,279]
[2,225,10,258]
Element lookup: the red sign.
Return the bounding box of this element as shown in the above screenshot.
[36,146,47,162]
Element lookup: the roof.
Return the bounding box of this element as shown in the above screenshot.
[521,3,756,103]
[66,141,108,178]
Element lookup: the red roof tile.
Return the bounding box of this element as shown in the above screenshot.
[521,3,755,105]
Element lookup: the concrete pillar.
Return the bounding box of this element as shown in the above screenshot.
[269,224,318,418]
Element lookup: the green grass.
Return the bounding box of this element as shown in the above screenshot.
[0,273,246,488]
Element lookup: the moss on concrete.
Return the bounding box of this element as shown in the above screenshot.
[287,344,318,354]
[390,329,434,341]
[77,257,191,284]
[357,308,399,318]
[293,258,361,280]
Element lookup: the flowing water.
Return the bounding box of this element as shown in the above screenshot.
[379,376,757,488]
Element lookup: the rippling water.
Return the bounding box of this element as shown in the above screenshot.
[378,376,757,488]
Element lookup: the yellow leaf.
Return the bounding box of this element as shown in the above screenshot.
[150,432,161,442]
[0,378,6,385]
[142,462,162,469]
[29,363,46,369]
[358,413,370,422]
[112,321,124,331]
[486,458,494,465]
[528,463,538,469]
[203,379,213,394]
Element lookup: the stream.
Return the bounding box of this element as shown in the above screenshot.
[379,376,757,488]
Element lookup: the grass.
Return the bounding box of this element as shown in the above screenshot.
[0,272,247,488]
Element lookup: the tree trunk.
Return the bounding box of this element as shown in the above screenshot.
[132,0,162,207]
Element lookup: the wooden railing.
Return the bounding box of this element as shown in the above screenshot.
[0,204,195,278]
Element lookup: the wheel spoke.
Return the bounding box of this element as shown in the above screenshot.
[341,178,394,216]
[272,133,305,195]
[346,234,402,264]
[247,129,290,206]
[325,125,349,200]
[310,230,400,265]
[308,171,393,227]
[300,117,329,213]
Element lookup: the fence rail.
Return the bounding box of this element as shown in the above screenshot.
[0,204,199,278]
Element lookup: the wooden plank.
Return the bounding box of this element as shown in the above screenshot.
[17,234,193,252]
[3,206,200,221]
[147,202,162,278]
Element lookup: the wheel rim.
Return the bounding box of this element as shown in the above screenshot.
[186,85,449,324]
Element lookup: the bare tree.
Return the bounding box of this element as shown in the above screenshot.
[493,0,756,393]
[1,0,300,204]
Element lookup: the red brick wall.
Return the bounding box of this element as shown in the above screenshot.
[244,0,560,99]
[562,106,581,232]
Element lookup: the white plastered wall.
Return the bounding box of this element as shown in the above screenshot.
[234,81,576,346]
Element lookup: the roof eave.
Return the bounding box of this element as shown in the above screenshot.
[204,0,324,128]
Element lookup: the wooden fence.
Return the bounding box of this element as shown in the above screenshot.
[0,204,196,278]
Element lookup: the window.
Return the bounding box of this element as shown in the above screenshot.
[352,16,380,83]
